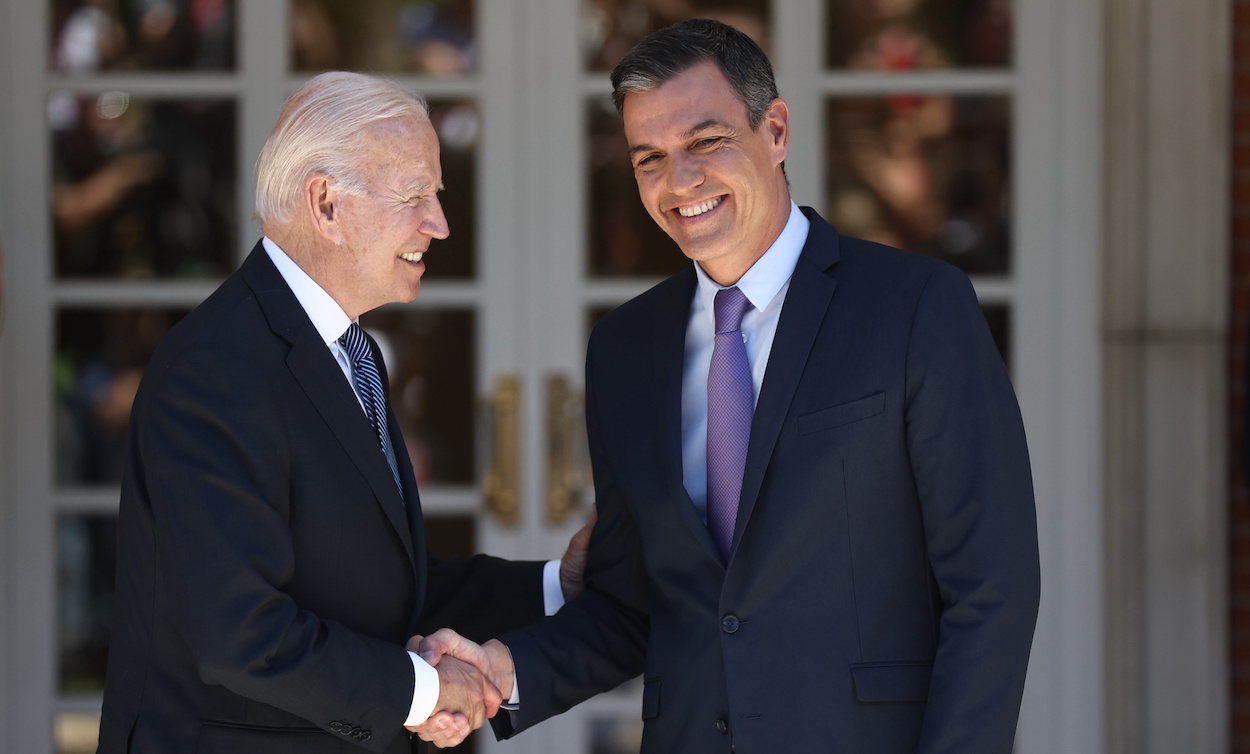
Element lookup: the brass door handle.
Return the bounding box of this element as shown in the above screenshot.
[482,374,520,527]
[545,374,584,526]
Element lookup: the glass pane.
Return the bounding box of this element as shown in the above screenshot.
[50,94,237,279]
[582,0,772,71]
[58,514,117,695]
[981,302,1010,368]
[825,0,1012,70]
[591,716,645,754]
[56,308,188,486]
[424,514,476,559]
[54,713,101,754]
[292,0,476,76]
[51,0,236,72]
[426,100,477,280]
[359,308,475,485]
[586,98,685,279]
[824,95,1011,275]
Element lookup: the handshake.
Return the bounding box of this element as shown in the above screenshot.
[407,504,596,747]
[405,629,517,748]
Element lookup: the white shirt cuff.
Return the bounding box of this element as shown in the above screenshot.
[543,560,566,616]
[405,651,440,726]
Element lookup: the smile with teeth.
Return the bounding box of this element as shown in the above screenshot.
[678,197,721,217]
[399,252,424,262]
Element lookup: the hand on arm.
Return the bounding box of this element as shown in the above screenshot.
[558,504,597,602]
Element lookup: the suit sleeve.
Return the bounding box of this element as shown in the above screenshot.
[488,333,651,738]
[137,346,412,753]
[418,555,547,643]
[904,265,1041,753]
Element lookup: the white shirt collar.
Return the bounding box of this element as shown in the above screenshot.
[693,201,810,318]
[262,236,355,345]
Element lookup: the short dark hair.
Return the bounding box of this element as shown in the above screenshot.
[610,19,779,130]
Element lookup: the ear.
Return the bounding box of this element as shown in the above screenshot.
[304,174,343,243]
[762,98,790,167]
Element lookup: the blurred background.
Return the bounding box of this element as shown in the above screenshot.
[0,0,1237,751]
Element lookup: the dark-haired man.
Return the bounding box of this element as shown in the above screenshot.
[423,19,1039,753]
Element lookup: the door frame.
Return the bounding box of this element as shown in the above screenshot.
[8,1,1224,752]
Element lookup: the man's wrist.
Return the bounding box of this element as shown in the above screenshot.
[483,639,517,701]
[542,560,565,615]
[405,650,440,725]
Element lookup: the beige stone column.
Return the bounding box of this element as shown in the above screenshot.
[1103,0,1230,751]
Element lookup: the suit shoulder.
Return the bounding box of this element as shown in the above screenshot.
[146,271,268,376]
[825,232,974,306]
[590,268,692,343]
[835,233,952,279]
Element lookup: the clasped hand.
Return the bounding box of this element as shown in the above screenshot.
[403,631,517,749]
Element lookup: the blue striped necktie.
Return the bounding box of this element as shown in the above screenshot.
[339,323,404,498]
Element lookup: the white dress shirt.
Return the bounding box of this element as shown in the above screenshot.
[262,237,565,725]
[681,203,810,522]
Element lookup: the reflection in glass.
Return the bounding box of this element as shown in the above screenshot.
[424,514,476,559]
[292,0,476,76]
[591,715,645,754]
[981,303,1010,369]
[824,95,1011,275]
[55,713,101,754]
[581,0,772,71]
[825,0,1012,70]
[425,100,478,280]
[50,95,236,279]
[58,515,117,695]
[586,98,685,278]
[56,308,187,486]
[51,0,236,72]
[360,308,475,485]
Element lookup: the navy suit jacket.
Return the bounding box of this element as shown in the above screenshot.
[495,209,1040,753]
[98,243,545,754]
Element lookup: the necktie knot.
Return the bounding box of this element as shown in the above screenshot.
[339,322,370,363]
[714,287,751,334]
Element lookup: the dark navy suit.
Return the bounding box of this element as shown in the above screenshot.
[495,209,1039,753]
[99,243,545,754]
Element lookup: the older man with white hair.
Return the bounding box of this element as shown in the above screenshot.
[97,71,586,754]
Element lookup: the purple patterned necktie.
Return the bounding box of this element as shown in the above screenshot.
[707,286,753,561]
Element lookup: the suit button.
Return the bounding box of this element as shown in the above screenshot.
[360,731,371,742]
[716,718,728,735]
[330,721,343,733]
[721,615,740,633]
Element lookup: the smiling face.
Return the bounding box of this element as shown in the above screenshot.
[316,115,449,319]
[622,61,791,286]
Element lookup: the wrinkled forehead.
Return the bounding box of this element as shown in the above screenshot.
[358,117,442,184]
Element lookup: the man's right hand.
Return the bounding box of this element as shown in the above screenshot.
[418,629,517,702]
[405,653,501,746]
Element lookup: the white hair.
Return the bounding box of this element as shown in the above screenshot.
[255,71,429,225]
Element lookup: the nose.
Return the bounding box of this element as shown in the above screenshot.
[668,152,705,196]
[423,196,450,240]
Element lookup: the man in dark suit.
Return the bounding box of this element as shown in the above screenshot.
[420,19,1040,753]
[97,71,588,754]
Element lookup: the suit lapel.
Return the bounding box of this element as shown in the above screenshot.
[730,210,841,557]
[653,269,723,558]
[240,244,417,569]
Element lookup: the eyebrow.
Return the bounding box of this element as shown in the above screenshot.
[393,181,444,197]
[627,118,729,160]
